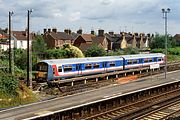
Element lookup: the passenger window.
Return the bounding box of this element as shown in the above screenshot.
[58,66,62,72]
[144,59,149,63]
[109,62,115,67]
[149,58,153,62]
[133,60,138,64]
[53,68,55,74]
[85,64,92,69]
[94,63,100,68]
[127,60,132,64]
[64,65,72,72]
[158,58,162,61]
[139,59,143,63]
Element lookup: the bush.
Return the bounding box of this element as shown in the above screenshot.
[0,72,19,95]
[84,44,106,57]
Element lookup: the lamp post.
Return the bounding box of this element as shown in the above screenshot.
[162,8,170,79]
[8,11,13,74]
[27,9,33,89]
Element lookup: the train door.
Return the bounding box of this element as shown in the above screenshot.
[76,64,82,75]
[103,62,107,73]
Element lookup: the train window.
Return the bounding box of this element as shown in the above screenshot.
[158,58,162,61]
[38,64,47,72]
[149,58,153,62]
[64,65,72,72]
[127,60,132,64]
[144,58,149,63]
[133,60,138,64]
[94,63,100,68]
[109,62,115,67]
[58,66,62,72]
[85,64,92,69]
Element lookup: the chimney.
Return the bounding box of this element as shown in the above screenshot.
[52,28,57,33]
[134,33,138,36]
[147,33,150,37]
[91,30,95,35]
[109,31,114,35]
[48,28,51,33]
[77,29,82,34]
[43,28,47,34]
[64,29,71,34]
[98,29,104,36]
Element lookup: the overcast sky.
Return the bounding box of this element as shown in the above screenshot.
[0,0,179,35]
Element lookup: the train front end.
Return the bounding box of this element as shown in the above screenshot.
[35,62,49,81]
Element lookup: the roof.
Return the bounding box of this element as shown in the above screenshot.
[92,36,105,45]
[13,31,34,40]
[174,34,180,40]
[41,56,123,65]
[81,34,95,42]
[79,43,92,51]
[40,53,165,65]
[50,32,73,40]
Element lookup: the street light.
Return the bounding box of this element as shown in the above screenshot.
[162,8,170,79]
[27,9,33,89]
[8,11,14,74]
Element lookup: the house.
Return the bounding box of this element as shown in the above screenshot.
[173,34,180,46]
[43,28,74,49]
[0,29,34,51]
[73,29,108,52]
[12,30,34,49]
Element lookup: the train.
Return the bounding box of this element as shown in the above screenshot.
[35,53,165,81]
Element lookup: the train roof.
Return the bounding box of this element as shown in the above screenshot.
[121,53,165,59]
[40,53,165,65]
[40,56,123,65]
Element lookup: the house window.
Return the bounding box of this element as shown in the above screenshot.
[64,65,72,72]
[20,41,23,47]
[85,64,92,69]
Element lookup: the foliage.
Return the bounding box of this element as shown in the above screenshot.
[149,33,177,49]
[45,44,84,59]
[106,50,124,56]
[62,44,84,58]
[32,35,47,53]
[123,47,139,54]
[151,47,180,55]
[84,44,106,57]
[0,72,19,95]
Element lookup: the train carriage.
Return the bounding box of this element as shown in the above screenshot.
[35,53,165,81]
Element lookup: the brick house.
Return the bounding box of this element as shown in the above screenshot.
[43,28,74,49]
[73,29,108,52]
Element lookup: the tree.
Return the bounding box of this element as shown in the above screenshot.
[84,44,106,57]
[149,33,174,49]
[32,35,47,54]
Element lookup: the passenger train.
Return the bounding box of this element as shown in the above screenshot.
[35,53,165,81]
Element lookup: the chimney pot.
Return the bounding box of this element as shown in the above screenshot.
[44,28,47,34]
[52,28,57,33]
[98,29,104,36]
[48,28,51,33]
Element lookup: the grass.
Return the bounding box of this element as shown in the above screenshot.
[0,82,37,109]
[167,54,180,62]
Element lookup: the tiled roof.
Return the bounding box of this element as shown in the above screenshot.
[92,36,105,45]
[13,31,27,40]
[79,43,92,51]
[81,34,95,42]
[50,32,73,40]
[174,34,180,39]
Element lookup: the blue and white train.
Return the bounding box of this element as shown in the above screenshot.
[35,53,165,81]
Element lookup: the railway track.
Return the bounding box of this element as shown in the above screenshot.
[82,88,180,120]
[134,101,180,120]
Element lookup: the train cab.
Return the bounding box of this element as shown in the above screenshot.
[35,62,49,81]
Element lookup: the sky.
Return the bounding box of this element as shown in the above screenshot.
[0,0,179,35]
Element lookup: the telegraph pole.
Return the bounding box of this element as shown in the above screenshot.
[8,11,13,74]
[27,9,33,89]
[162,8,170,79]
